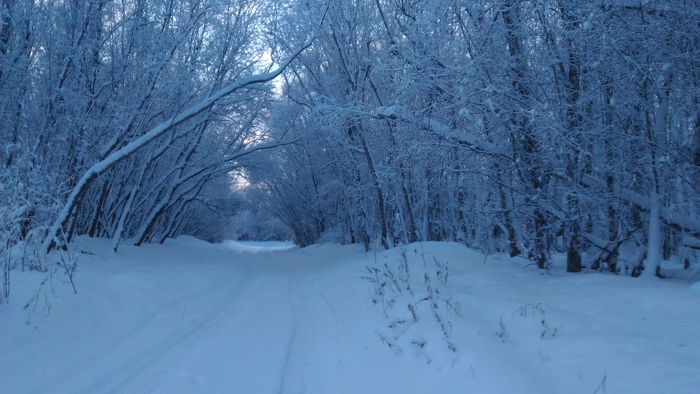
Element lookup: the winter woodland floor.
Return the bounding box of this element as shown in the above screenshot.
[2,237,699,394]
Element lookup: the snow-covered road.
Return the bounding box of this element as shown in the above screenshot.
[3,238,425,394]
[3,237,700,393]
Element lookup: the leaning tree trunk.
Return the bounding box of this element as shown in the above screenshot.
[43,44,311,252]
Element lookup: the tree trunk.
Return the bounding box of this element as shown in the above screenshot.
[645,194,662,277]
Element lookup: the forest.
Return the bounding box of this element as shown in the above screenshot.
[2,1,700,392]
[1,0,699,291]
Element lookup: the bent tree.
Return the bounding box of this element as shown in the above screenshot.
[43,43,310,253]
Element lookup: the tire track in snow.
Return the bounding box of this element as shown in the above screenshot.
[276,276,348,394]
[319,292,346,371]
[277,278,298,394]
[86,253,301,394]
[75,269,257,393]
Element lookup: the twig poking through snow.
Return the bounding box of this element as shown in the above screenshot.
[593,373,607,394]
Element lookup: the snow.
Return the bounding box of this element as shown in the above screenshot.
[220,240,295,253]
[376,105,401,118]
[2,238,699,393]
